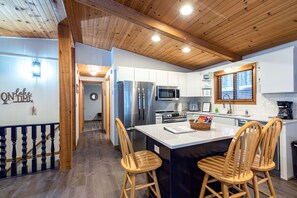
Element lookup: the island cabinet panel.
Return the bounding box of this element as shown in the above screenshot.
[147,136,231,198]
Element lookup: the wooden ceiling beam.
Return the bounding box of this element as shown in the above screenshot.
[63,0,83,43]
[74,0,242,62]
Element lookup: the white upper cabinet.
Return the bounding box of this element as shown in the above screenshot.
[156,70,168,86]
[134,68,149,82]
[117,66,134,81]
[148,70,157,83]
[178,73,187,97]
[186,72,201,97]
[167,71,179,86]
[259,47,297,93]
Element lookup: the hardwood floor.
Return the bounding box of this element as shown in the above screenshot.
[0,130,147,198]
[84,121,102,131]
[0,130,296,198]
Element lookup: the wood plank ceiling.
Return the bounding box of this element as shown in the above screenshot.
[1,0,297,70]
[77,64,110,77]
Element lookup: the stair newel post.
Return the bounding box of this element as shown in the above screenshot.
[21,126,28,175]
[11,126,17,176]
[50,124,55,169]
[0,127,7,178]
[41,125,46,171]
[31,125,37,173]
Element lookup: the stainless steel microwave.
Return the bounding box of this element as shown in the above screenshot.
[156,86,180,101]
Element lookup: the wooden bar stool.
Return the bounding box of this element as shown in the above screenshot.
[197,121,263,198]
[250,118,283,198]
[115,118,162,198]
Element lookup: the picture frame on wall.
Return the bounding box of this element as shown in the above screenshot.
[202,102,211,112]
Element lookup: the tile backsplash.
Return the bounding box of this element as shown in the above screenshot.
[155,97,211,112]
[212,93,297,118]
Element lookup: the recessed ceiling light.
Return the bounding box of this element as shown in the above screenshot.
[151,35,161,42]
[180,5,193,16]
[182,47,191,53]
[90,70,97,76]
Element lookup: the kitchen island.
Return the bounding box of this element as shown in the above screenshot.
[135,122,240,198]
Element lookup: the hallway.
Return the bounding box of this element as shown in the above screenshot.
[0,130,297,198]
[0,131,147,198]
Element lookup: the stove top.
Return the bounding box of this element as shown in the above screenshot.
[156,111,187,119]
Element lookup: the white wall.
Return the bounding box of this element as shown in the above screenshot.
[84,84,102,121]
[0,37,59,126]
[197,41,297,118]
[75,43,111,66]
[0,37,57,60]
[111,47,190,72]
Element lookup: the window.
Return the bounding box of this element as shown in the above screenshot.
[214,63,256,104]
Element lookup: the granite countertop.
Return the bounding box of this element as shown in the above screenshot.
[135,122,239,149]
[186,111,297,125]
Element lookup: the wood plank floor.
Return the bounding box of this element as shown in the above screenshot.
[0,130,296,198]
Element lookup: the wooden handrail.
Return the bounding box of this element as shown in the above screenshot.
[6,125,60,172]
[6,152,60,163]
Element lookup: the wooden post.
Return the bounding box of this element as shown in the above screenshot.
[58,20,73,170]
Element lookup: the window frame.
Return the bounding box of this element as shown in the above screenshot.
[214,63,257,105]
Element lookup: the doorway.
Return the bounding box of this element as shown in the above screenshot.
[83,82,102,131]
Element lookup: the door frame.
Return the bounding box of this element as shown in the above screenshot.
[79,80,104,132]
[105,75,110,137]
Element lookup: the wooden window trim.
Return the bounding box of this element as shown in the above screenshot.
[214,63,256,105]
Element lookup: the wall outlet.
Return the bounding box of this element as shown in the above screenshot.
[154,145,160,154]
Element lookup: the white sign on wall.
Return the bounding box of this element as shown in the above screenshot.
[0,88,33,105]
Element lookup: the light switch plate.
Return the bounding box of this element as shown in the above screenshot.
[154,145,160,154]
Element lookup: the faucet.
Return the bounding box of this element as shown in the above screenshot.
[222,94,232,114]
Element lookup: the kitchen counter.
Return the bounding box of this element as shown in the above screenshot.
[135,122,239,149]
[186,111,297,125]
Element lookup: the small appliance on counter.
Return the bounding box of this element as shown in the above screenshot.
[277,101,293,119]
[188,101,199,112]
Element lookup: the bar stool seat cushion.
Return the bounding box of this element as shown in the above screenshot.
[121,150,162,174]
[198,155,254,185]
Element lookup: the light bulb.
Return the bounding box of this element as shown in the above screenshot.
[180,5,193,16]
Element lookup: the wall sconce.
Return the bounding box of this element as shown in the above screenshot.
[32,61,41,77]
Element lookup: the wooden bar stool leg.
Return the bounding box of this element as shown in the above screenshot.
[130,174,136,198]
[222,183,229,198]
[252,174,260,198]
[243,183,251,198]
[152,170,161,198]
[121,172,128,198]
[145,172,150,196]
[199,173,209,198]
[265,171,276,197]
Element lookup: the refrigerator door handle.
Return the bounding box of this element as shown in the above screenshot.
[142,88,145,120]
[138,88,141,120]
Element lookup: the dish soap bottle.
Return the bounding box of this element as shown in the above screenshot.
[215,107,219,114]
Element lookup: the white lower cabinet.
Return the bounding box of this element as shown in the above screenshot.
[213,117,236,125]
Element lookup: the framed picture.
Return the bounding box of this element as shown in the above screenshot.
[202,102,211,112]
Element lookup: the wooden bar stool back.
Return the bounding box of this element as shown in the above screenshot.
[251,118,283,198]
[115,118,162,198]
[198,121,263,198]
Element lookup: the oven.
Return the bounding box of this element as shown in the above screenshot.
[156,86,180,101]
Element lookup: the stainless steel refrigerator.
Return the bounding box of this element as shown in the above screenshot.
[117,81,155,151]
